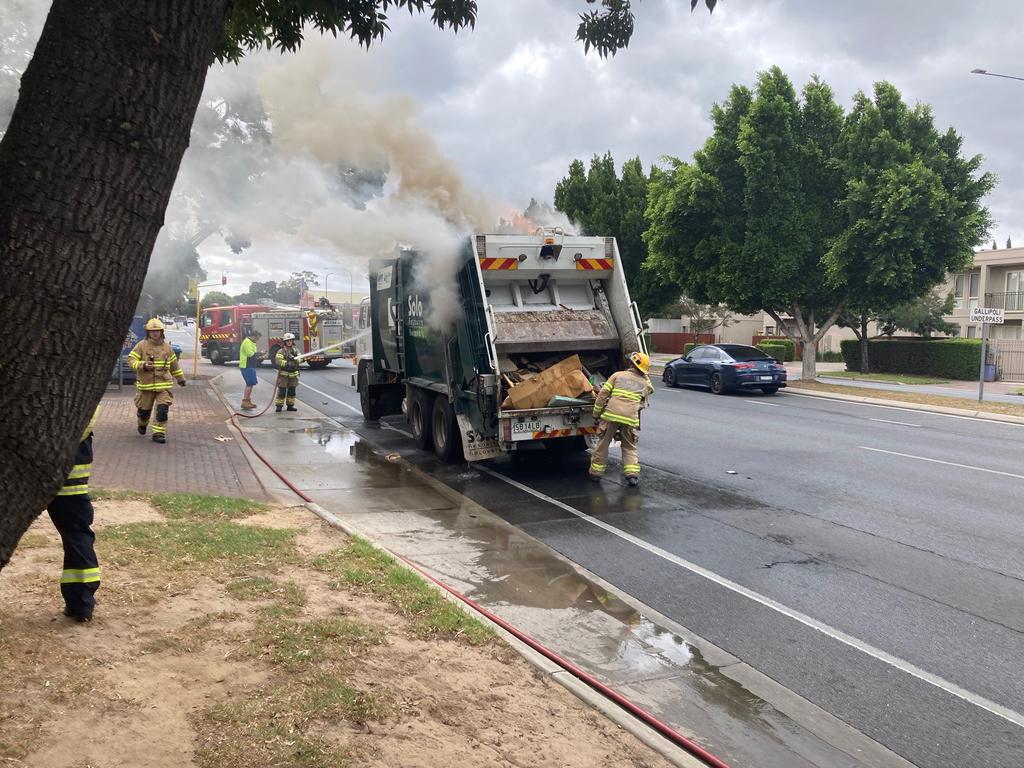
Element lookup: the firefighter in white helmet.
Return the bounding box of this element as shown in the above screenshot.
[127,318,186,443]
[589,351,653,487]
[274,333,301,412]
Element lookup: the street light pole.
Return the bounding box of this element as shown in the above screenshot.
[323,271,335,306]
[971,68,1024,82]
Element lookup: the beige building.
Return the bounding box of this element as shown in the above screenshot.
[942,245,1024,339]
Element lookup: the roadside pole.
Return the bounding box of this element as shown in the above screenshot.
[978,320,988,402]
[189,277,201,379]
[970,306,1005,402]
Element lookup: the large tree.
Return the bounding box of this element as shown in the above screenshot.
[0,1,718,569]
[554,152,675,317]
[645,67,992,379]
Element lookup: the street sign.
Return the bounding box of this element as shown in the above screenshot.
[970,307,1004,325]
[187,277,199,300]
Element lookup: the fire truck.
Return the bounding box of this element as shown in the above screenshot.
[200,305,346,368]
[249,309,346,369]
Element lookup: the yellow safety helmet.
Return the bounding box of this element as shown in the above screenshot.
[629,351,650,374]
[145,318,165,331]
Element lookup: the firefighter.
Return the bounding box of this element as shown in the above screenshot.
[128,318,186,443]
[48,407,101,622]
[275,333,301,412]
[239,328,262,410]
[589,351,654,487]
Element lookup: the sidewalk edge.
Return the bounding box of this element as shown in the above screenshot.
[785,384,1024,424]
[301,501,705,768]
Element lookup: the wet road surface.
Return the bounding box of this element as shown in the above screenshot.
[252,361,1024,767]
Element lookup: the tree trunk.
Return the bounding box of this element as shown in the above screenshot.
[859,313,870,374]
[0,0,230,571]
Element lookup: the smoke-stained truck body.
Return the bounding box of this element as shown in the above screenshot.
[356,228,647,462]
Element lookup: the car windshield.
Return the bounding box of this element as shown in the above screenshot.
[720,345,772,361]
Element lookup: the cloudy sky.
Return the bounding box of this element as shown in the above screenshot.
[4,1,1022,295]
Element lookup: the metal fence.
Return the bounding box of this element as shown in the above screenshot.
[991,339,1024,382]
[985,292,1024,311]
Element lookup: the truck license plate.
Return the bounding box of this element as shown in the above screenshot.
[513,421,542,434]
[759,375,773,381]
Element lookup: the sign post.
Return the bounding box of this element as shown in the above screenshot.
[969,307,1005,401]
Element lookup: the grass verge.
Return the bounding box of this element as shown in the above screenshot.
[312,538,493,646]
[818,371,950,385]
[789,380,1024,417]
[151,493,268,521]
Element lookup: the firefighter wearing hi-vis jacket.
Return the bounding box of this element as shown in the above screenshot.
[275,333,300,412]
[128,318,186,443]
[589,351,654,487]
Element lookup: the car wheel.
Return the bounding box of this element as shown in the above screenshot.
[409,389,434,451]
[710,372,726,395]
[664,367,677,388]
[761,386,779,395]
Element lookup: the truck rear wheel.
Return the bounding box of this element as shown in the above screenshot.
[431,397,463,463]
[307,360,330,369]
[208,344,224,365]
[268,345,282,369]
[409,390,434,451]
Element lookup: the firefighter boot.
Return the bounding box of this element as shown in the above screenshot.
[276,405,283,413]
[627,476,640,488]
[286,405,298,412]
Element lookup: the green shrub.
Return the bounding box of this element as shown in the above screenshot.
[840,338,980,379]
[683,342,697,356]
[757,337,795,361]
[757,342,787,361]
[816,350,844,363]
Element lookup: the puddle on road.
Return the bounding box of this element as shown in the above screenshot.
[288,417,859,768]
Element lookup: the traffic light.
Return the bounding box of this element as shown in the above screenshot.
[221,274,227,286]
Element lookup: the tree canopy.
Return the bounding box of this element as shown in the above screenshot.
[645,67,993,377]
[554,152,677,317]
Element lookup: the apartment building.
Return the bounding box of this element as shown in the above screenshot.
[943,245,1024,339]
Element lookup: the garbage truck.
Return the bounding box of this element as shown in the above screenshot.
[355,227,648,462]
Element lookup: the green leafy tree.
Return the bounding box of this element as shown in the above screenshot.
[879,293,958,338]
[200,290,235,309]
[0,1,689,568]
[646,68,992,380]
[828,82,993,371]
[275,271,320,304]
[554,153,674,316]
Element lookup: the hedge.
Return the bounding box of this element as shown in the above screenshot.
[757,342,786,364]
[683,342,697,356]
[840,338,981,379]
[757,338,796,361]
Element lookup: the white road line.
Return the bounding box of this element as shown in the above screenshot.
[860,446,1024,481]
[745,400,780,407]
[869,418,920,428]
[783,391,1024,428]
[298,381,362,414]
[475,464,1024,731]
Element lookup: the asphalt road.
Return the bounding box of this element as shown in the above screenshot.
[258,361,1024,768]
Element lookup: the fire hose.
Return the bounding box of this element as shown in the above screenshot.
[228,408,732,768]
[231,329,371,418]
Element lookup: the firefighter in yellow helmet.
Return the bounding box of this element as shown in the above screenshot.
[127,318,186,443]
[274,333,301,412]
[589,351,654,487]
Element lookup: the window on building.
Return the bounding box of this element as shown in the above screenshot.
[967,325,976,338]
[953,271,980,310]
[1008,271,1023,311]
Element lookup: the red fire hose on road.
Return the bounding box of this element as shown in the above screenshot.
[228,411,731,768]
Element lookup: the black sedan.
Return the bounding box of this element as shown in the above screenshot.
[662,344,788,395]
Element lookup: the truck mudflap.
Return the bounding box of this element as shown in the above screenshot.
[500,406,598,443]
[456,414,503,462]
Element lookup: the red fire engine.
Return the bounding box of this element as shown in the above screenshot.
[200,304,347,368]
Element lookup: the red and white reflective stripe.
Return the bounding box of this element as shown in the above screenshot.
[530,425,598,440]
[575,258,613,271]
[479,257,519,270]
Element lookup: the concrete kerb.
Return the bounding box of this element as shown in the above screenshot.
[787,384,1024,425]
[208,374,706,768]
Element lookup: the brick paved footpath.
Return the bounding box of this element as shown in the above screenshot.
[91,377,267,500]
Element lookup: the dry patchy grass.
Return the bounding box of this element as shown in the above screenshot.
[789,380,1024,417]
